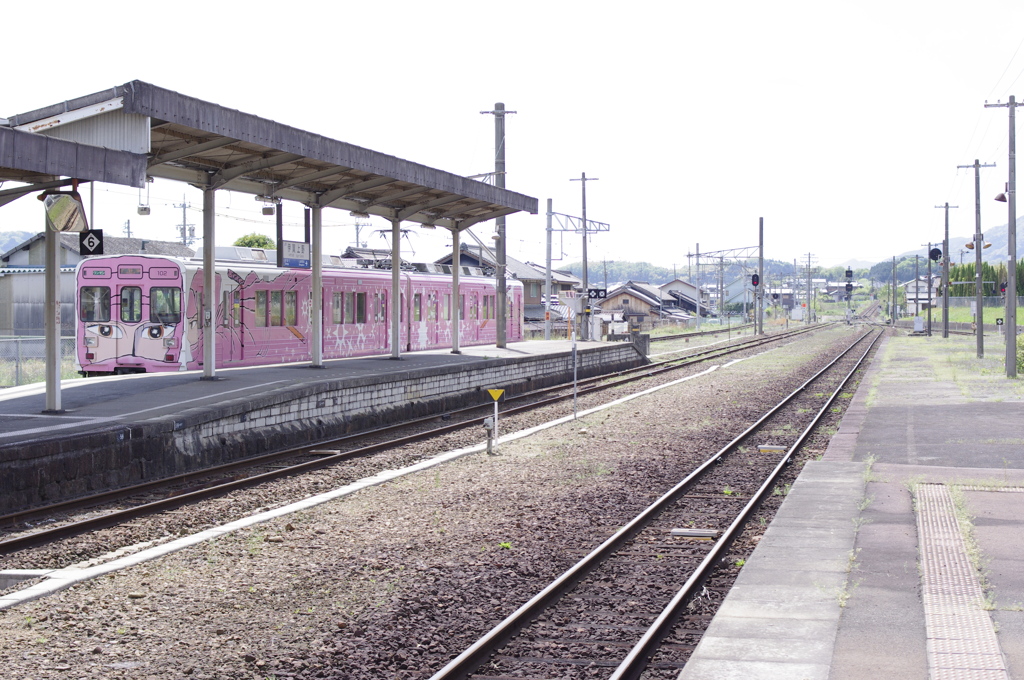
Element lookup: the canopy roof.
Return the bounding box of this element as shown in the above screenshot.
[2,81,537,229]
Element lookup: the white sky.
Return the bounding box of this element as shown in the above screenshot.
[4,0,1024,269]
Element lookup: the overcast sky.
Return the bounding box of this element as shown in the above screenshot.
[4,0,1024,269]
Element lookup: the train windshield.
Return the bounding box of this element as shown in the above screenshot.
[151,287,182,324]
[80,286,111,322]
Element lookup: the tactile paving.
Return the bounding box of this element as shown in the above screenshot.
[915,483,1009,680]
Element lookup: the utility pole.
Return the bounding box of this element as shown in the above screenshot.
[123,219,132,238]
[696,245,702,331]
[934,203,959,338]
[570,172,598,340]
[758,217,764,335]
[805,253,813,324]
[174,195,193,247]
[985,95,1023,378]
[915,255,919,318]
[958,160,996,358]
[481,103,516,348]
[926,244,933,336]
[892,257,897,325]
[544,199,553,340]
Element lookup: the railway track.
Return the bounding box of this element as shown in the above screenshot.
[427,328,882,680]
[0,323,832,558]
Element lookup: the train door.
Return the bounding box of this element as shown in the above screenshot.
[218,287,243,362]
[428,291,439,345]
[115,284,143,366]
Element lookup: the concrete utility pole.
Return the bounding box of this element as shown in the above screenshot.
[986,96,1023,377]
[758,217,764,335]
[925,244,933,336]
[892,257,897,325]
[481,103,516,348]
[570,172,598,340]
[695,245,702,331]
[805,253,813,324]
[934,203,959,338]
[958,160,996,358]
[545,199,553,340]
[174,196,193,247]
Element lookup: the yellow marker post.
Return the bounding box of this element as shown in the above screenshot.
[487,389,504,441]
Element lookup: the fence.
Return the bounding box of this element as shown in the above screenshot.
[947,296,1024,308]
[0,336,77,387]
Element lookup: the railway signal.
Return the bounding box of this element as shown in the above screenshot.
[751,274,759,287]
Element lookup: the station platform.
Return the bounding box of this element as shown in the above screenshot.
[680,334,1024,680]
[0,340,607,446]
[0,339,641,515]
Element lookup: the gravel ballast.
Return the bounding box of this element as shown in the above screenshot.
[0,327,866,679]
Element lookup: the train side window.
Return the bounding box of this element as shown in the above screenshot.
[443,294,451,321]
[482,295,490,320]
[428,293,437,321]
[460,294,465,320]
[120,287,143,323]
[220,291,229,326]
[270,291,283,326]
[345,292,355,324]
[255,290,268,327]
[355,292,366,323]
[413,293,422,322]
[80,286,110,322]
[284,291,297,326]
[333,292,343,324]
[375,293,387,323]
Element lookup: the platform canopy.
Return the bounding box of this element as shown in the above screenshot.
[1,80,537,226]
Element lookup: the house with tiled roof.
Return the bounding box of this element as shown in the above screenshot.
[0,232,194,335]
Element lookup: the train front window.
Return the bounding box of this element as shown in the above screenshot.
[120,287,143,323]
[80,286,110,322]
[150,287,181,324]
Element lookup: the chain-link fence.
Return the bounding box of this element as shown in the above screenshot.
[0,337,78,387]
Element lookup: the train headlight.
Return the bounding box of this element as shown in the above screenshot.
[163,338,177,348]
[84,337,98,347]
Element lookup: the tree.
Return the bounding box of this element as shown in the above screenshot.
[234,233,275,249]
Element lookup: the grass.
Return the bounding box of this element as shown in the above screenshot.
[0,357,79,387]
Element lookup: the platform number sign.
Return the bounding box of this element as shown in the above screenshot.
[79,229,103,255]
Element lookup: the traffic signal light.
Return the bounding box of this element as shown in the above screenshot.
[751,274,759,287]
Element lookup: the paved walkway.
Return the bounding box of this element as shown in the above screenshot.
[680,332,1024,680]
[0,340,605,446]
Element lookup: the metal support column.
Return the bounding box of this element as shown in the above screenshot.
[311,203,324,367]
[201,187,217,380]
[43,226,62,412]
[390,218,402,360]
[451,226,461,354]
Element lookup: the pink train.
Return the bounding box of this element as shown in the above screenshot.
[75,253,523,375]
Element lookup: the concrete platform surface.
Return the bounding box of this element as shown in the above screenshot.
[0,339,605,446]
[680,332,1024,680]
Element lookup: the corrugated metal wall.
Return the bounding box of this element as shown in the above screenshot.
[38,109,150,154]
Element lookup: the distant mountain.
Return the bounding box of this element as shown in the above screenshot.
[0,230,34,255]
[837,258,874,270]
[895,217,1024,265]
